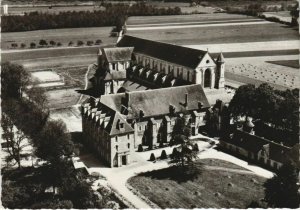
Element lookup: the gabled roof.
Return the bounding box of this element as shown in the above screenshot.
[100,84,210,119]
[117,35,207,69]
[102,47,134,62]
[105,111,134,136]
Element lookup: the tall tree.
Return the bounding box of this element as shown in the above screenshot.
[170,115,198,168]
[1,114,30,169]
[1,62,30,99]
[264,163,300,208]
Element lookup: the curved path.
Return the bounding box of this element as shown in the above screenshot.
[76,63,96,104]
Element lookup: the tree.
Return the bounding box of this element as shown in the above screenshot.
[149,153,155,161]
[87,40,93,46]
[160,150,167,159]
[30,42,36,48]
[21,43,26,48]
[11,43,18,48]
[264,163,300,208]
[77,40,84,46]
[1,62,30,99]
[57,42,62,47]
[26,85,48,111]
[95,39,102,45]
[229,84,257,120]
[39,39,48,47]
[68,41,74,46]
[35,120,74,164]
[1,114,29,169]
[170,115,198,168]
[49,40,56,46]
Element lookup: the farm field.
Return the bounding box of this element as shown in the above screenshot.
[1,5,105,15]
[128,158,266,208]
[46,87,81,109]
[1,27,117,50]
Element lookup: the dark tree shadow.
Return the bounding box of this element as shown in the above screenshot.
[140,162,204,183]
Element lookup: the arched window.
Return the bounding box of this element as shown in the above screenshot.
[128,143,130,149]
[204,69,211,88]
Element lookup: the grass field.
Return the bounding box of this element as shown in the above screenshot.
[127,21,298,45]
[128,158,266,208]
[267,59,299,69]
[2,27,117,50]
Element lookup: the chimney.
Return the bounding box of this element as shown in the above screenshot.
[139,110,144,119]
[185,93,188,107]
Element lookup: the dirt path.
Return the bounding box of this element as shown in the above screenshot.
[76,63,96,104]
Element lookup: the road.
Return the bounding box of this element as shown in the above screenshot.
[76,63,96,104]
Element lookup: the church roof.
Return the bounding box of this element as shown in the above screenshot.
[100,84,210,119]
[102,47,134,62]
[117,35,207,69]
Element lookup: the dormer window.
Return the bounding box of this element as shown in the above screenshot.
[120,123,124,129]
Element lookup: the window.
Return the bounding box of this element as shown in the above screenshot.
[116,145,118,151]
[139,126,142,131]
[115,136,118,142]
[128,143,130,149]
[206,60,210,64]
[127,134,130,139]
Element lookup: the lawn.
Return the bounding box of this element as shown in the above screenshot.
[2,27,117,50]
[128,159,267,208]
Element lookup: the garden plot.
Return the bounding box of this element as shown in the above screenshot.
[46,88,80,109]
[31,70,65,87]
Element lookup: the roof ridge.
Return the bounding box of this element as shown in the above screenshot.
[123,35,207,54]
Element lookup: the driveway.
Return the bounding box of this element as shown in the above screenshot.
[79,139,274,208]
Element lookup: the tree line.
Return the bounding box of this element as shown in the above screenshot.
[1,62,122,208]
[2,3,181,32]
[228,83,299,145]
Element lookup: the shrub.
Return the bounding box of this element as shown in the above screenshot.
[193,143,199,151]
[138,144,143,152]
[87,40,93,46]
[30,42,36,48]
[95,39,102,45]
[49,40,56,46]
[11,43,18,48]
[171,147,178,158]
[21,43,26,48]
[160,150,167,159]
[68,41,74,46]
[39,39,47,46]
[149,153,155,161]
[57,42,62,47]
[77,40,84,46]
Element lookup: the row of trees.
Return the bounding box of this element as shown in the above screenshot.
[1,62,119,208]
[2,3,181,32]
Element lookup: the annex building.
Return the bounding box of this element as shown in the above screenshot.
[82,35,229,167]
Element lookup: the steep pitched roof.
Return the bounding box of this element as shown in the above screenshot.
[100,84,210,119]
[105,111,134,136]
[102,47,134,62]
[117,35,207,69]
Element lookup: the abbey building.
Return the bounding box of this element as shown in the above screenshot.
[81,35,228,167]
